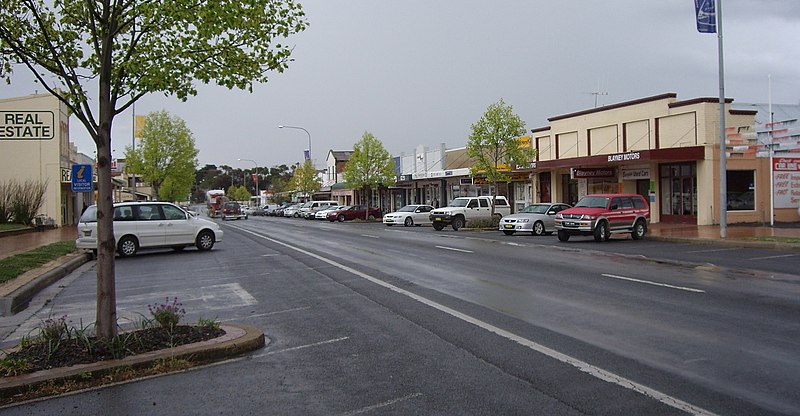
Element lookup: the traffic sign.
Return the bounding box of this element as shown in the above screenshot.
[71,164,93,192]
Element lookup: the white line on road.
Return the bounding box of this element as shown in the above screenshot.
[746,253,798,261]
[221,306,311,321]
[360,234,380,239]
[434,245,473,253]
[337,393,423,416]
[253,336,350,357]
[601,274,705,293]
[229,224,717,416]
[685,248,739,254]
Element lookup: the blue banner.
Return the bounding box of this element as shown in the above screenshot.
[694,0,716,33]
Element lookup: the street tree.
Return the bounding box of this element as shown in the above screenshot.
[125,111,198,202]
[0,1,307,338]
[342,132,395,219]
[467,99,536,216]
[227,185,251,202]
[293,160,321,201]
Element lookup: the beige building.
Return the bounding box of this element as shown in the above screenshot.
[0,92,94,226]
[530,92,797,225]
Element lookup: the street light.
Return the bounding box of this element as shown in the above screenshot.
[278,125,312,161]
[238,158,259,200]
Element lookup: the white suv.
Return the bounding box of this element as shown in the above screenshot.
[76,202,224,257]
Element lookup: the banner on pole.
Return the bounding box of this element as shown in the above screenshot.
[694,0,716,33]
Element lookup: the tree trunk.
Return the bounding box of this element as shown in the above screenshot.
[364,185,370,220]
[95,13,118,340]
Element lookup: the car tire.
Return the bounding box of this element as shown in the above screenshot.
[502,230,515,236]
[532,221,545,236]
[196,230,215,251]
[451,216,464,231]
[117,235,138,257]
[557,230,570,242]
[338,214,345,222]
[594,221,609,242]
[404,217,413,227]
[433,222,445,231]
[631,219,647,240]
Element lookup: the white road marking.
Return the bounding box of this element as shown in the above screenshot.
[337,393,423,416]
[221,306,311,321]
[253,336,350,357]
[360,234,380,239]
[434,245,473,253]
[261,254,281,257]
[601,274,705,293]
[746,253,798,261]
[230,224,717,416]
[685,248,739,254]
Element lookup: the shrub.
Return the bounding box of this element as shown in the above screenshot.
[148,297,186,329]
[10,180,48,226]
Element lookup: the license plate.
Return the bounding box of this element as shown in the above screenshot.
[503,224,514,229]
[564,222,578,227]
[434,217,442,221]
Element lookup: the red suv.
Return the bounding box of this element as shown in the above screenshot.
[554,194,649,242]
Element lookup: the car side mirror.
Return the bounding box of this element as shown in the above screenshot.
[548,210,555,215]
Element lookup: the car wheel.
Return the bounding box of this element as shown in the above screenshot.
[117,236,138,257]
[338,214,345,222]
[557,230,570,242]
[594,221,610,242]
[404,217,414,227]
[532,221,545,236]
[502,230,515,236]
[451,216,464,231]
[196,230,215,251]
[433,222,445,231]
[221,215,226,221]
[631,220,647,240]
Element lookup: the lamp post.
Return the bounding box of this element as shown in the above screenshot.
[238,158,259,203]
[278,125,312,161]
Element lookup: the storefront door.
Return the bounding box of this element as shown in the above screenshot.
[659,163,697,223]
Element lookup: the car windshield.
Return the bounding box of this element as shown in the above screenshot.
[575,196,609,208]
[520,204,550,214]
[449,199,469,207]
[80,206,97,222]
[397,205,417,212]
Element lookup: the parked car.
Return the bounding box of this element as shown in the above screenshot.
[299,200,339,219]
[429,196,511,231]
[499,203,571,236]
[76,201,223,257]
[326,205,382,222]
[554,194,650,242]
[383,204,434,227]
[282,204,303,218]
[315,205,345,220]
[221,201,247,220]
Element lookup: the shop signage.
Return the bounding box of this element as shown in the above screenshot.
[774,157,800,209]
[71,164,93,192]
[572,168,615,179]
[0,111,55,140]
[621,168,650,180]
[397,174,412,182]
[607,151,641,163]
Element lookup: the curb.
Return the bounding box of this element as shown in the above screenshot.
[648,235,800,252]
[0,253,92,317]
[0,323,266,399]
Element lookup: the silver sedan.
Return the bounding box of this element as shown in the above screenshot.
[383,204,435,227]
[499,203,571,236]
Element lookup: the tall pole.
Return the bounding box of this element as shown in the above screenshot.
[238,158,259,202]
[131,102,136,201]
[278,125,312,162]
[769,74,774,227]
[717,0,727,238]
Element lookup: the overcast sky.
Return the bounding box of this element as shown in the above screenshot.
[6,0,800,169]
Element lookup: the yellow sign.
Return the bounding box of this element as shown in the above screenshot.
[134,115,146,137]
[516,136,531,148]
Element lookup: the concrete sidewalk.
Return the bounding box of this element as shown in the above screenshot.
[0,227,78,261]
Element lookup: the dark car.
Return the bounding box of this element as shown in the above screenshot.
[221,201,247,220]
[326,205,382,222]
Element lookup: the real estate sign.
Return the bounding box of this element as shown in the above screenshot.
[0,111,55,140]
[774,157,800,209]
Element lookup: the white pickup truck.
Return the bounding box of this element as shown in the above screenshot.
[429,196,511,231]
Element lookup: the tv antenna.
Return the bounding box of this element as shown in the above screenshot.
[583,78,609,108]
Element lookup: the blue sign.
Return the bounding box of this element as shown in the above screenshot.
[694,0,716,34]
[71,164,93,192]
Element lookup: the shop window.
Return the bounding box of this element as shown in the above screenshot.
[727,170,755,211]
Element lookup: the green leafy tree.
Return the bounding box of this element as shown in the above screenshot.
[467,99,536,216]
[125,111,198,202]
[0,1,307,339]
[293,160,321,201]
[227,185,251,202]
[343,132,396,219]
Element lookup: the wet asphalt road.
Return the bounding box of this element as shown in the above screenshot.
[2,216,798,415]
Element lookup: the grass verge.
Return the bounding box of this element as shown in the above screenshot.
[744,236,800,244]
[0,241,76,284]
[0,224,29,233]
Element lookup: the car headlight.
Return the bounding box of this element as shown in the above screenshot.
[583,215,595,220]
[555,213,563,219]
[520,218,529,223]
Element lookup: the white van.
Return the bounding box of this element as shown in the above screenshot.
[298,200,339,219]
[76,201,224,257]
